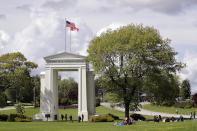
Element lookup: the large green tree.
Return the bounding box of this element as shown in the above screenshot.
[0,52,37,103]
[87,24,184,117]
[180,79,191,100]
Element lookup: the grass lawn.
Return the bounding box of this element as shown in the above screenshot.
[142,104,197,115]
[0,120,197,131]
[1,106,197,131]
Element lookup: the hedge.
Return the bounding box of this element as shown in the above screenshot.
[90,114,115,122]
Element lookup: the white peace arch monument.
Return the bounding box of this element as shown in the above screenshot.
[35,51,95,121]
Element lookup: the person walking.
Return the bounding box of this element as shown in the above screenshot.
[190,112,193,120]
[82,114,84,122]
[176,109,178,114]
[69,115,73,122]
[78,116,81,122]
[194,111,196,119]
[65,114,67,121]
[61,114,64,121]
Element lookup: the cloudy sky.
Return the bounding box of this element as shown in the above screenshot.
[0,0,197,93]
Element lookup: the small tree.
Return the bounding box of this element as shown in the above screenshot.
[15,103,25,115]
[180,79,191,100]
[0,91,7,108]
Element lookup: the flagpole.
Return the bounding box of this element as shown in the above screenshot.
[70,28,71,52]
[65,18,67,51]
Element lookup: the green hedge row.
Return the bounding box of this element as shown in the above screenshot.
[90,113,119,122]
[0,114,32,122]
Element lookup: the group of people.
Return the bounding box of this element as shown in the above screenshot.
[61,114,72,122]
[118,117,135,126]
[77,114,84,122]
[60,114,84,122]
[154,115,184,122]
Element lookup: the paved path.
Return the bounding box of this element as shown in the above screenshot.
[101,102,191,118]
[0,106,33,111]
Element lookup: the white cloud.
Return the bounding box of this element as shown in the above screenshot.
[0,8,94,75]
[0,14,6,20]
[96,23,123,36]
[0,30,9,49]
[110,0,197,15]
[42,0,78,10]
[179,52,197,94]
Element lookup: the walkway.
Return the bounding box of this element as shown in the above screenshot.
[0,106,33,111]
[101,102,191,118]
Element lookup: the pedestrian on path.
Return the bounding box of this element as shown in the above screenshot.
[190,112,193,120]
[78,116,81,122]
[176,109,178,114]
[61,114,64,120]
[69,115,73,122]
[65,114,67,121]
[82,114,84,122]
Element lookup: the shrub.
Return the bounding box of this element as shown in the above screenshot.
[185,100,194,108]
[96,97,101,107]
[8,114,32,122]
[15,103,25,115]
[14,117,32,122]
[173,101,186,108]
[173,100,194,108]
[130,114,146,121]
[0,114,8,121]
[90,114,114,122]
[107,113,119,120]
[161,101,175,106]
[9,114,22,122]
[0,92,7,108]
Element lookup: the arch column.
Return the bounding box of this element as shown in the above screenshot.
[78,66,88,121]
[87,71,95,115]
[40,68,58,121]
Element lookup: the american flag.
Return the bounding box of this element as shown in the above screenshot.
[66,20,79,32]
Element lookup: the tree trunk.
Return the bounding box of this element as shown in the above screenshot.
[124,100,130,118]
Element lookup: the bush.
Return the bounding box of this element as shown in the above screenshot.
[130,114,146,121]
[0,114,8,121]
[8,114,32,122]
[174,100,194,108]
[9,114,22,122]
[14,117,32,122]
[90,114,114,122]
[185,100,194,108]
[174,101,187,108]
[96,97,101,107]
[161,101,175,106]
[15,103,25,115]
[0,92,7,108]
[107,113,119,120]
